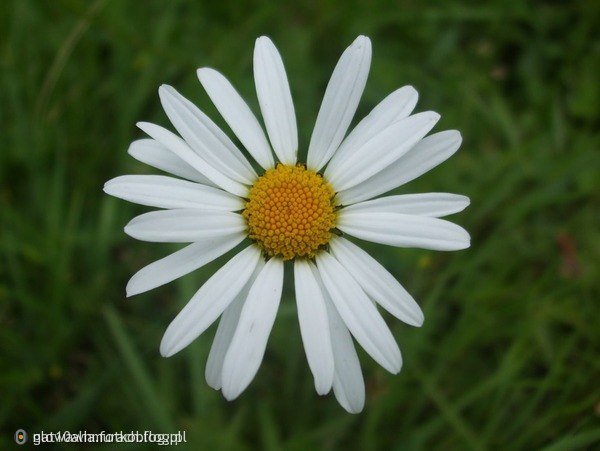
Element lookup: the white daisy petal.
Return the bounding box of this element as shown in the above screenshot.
[327,111,441,192]
[254,36,298,165]
[124,209,246,243]
[307,36,371,171]
[137,122,248,197]
[326,295,365,414]
[336,130,462,205]
[159,245,261,357]
[205,260,265,390]
[126,233,245,297]
[221,257,284,400]
[197,68,275,169]
[341,193,470,218]
[310,264,365,413]
[158,85,257,184]
[294,260,334,395]
[329,236,423,327]
[326,85,418,172]
[338,211,471,251]
[127,139,214,185]
[103,175,244,211]
[316,252,402,374]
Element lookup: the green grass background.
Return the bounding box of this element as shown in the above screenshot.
[1,0,599,449]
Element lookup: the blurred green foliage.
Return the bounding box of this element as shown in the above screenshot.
[1,0,599,449]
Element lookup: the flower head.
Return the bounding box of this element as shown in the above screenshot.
[104,35,470,413]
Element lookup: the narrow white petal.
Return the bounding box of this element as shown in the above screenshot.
[341,193,470,218]
[197,68,275,169]
[254,36,297,165]
[158,85,257,184]
[327,86,418,171]
[124,209,246,243]
[127,139,214,185]
[104,175,244,211]
[327,111,441,192]
[338,211,471,251]
[137,122,248,197]
[337,130,462,205]
[294,260,334,395]
[311,265,365,414]
[328,300,366,414]
[126,233,245,297]
[221,258,284,400]
[205,261,264,390]
[316,252,402,374]
[329,237,423,326]
[307,36,371,171]
[159,245,261,357]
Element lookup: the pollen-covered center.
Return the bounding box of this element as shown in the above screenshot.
[243,164,337,260]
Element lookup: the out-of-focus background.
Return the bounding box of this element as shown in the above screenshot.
[1,0,598,449]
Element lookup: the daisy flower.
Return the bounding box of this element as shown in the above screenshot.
[104,35,470,413]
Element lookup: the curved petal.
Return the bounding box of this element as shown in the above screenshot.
[329,237,423,326]
[127,139,214,185]
[137,122,248,197]
[341,193,470,218]
[158,85,257,184]
[126,233,245,297]
[254,36,297,165]
[338,211,471,251]
[316,252,402,374]
[104,175,244,211]
[327,111,440,192]
[327,85,418,171]
[336,130,462,205]
[124,209,246,243]
[159,245,261,357]
[307,36,371,171]
[197,68,275,169]
[294,260,334,395]
[205,260,264,390]
[311,264,365,413]
[221,257,284,400]
[327,298,365,413]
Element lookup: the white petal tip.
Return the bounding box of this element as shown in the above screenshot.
[158,85,173,99]
[221,387,242,401]
[407,313,425,327]
[354,35,370,45]
[256,35,271,44]
[159,343,175,358]
[125,283,141,298]
[196,67,214,81]
[448,130,463,146]
[390,363,403,375]
[315,384,333,396]
[206,382,221,391]
[136,121,153,133]
[427,111,441,122]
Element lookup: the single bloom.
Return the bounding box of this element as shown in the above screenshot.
[104,35,470,413]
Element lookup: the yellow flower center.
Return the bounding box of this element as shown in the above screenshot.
[243,164,337,260]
